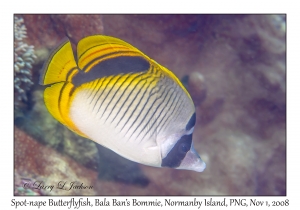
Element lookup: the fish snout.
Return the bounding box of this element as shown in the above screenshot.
[177,144,206,172]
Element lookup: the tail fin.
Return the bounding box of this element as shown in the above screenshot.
[40,38,78,85]
[40,38,87,138]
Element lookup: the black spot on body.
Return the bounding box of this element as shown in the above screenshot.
[161,133,192,168]
[72,56,150,86]
[186,113,196,131]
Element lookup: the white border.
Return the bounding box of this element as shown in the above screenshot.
[2,0,299,209]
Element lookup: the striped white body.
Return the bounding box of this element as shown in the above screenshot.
[69,75,195,167]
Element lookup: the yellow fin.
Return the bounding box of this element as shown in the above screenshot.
[76,35,190,100]
[40,39,79,85]
[76,35,150,71]
[44,82,88,138]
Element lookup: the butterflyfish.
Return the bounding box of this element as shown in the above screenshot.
[40,35,206,172]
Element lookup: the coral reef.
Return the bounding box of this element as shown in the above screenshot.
[15,90,99,170]
[22,15,104,49]
[14,127,98,195]
[182,72,207,107]
[14,16,36,106]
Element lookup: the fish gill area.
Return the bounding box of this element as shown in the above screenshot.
[14,14,285,195]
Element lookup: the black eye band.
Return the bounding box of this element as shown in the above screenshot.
[161,133,192,168]
[185,113,196,131]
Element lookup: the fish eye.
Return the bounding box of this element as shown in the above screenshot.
[161,133,193,168]
[178,143,189,154]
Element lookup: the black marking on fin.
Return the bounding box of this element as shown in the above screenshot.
[161,134,192,168]
[66,67,79,82]
[68,85,76,97]
[186,113,196,131]
[72,56,150,87]
[58,82,69,117]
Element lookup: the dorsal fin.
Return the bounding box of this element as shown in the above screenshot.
[76,35,150,72]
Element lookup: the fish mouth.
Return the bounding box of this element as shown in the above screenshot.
[177,144,206,172]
